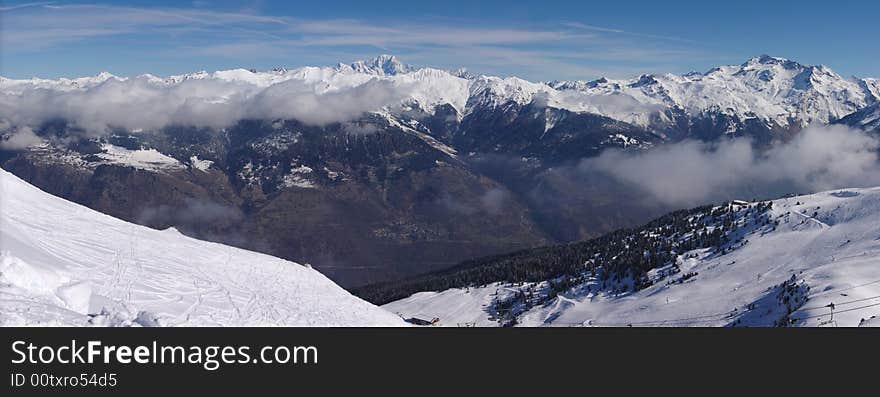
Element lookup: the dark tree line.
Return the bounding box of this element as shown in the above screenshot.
[354,201,774,305]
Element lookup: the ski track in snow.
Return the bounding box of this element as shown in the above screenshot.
[0,168,405,327]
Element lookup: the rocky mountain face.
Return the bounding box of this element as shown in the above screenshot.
[1,55,877,286]
[838,102,880,133]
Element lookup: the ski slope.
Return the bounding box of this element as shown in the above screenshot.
[0,168,405,326]
[385,188,880,327]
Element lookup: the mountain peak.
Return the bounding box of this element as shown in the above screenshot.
[346,54,414,76]
[746,54,788,65]
[629,74,659,88]
[451,67,473,79]
[742,54,806,70]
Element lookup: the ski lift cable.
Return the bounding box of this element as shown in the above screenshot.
[798,294,880,311]
[591,309,739,327]
[591,299,879,327]
[806,279,880,298]
[609,294,880,326]
[588,294,880,326]
[564,293,880,327]
[790,301,880,321]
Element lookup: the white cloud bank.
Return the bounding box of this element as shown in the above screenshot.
[0,74,413,135]
[0,126,42,150]
[581,125,880,206]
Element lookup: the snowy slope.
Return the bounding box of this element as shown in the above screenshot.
[0,168,405,326]
[862,78,880,101]
[96,143,186,172]
[385,188,880,327]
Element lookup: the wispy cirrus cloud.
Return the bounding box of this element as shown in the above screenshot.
[0,2,713,80]
[0,2,53,12]
[2,3,289,48]
[291,19,590,47]
[562,21,696,43]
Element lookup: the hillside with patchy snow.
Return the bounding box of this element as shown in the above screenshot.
[384,187,880,327]
[0,168,405,326]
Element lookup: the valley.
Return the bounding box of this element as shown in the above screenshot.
[2,54,878,289]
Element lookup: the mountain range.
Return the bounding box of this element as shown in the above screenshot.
[1,55,878,286]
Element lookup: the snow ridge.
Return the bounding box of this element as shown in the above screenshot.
[1,55,876,133]
[0,168,405,326]
[551,55,877,128]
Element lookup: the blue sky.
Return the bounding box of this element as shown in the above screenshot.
[2,0,878,80]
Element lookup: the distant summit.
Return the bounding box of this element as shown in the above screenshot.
[339,54,415,76]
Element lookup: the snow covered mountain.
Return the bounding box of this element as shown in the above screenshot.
[550,55,876,130]
[0,167,405,326]
[1,55,878,288]
[380,188,880,327]
[862,78,880,101]
[839,102,880,133]
[3,54,874,137]
[338,54,415,76]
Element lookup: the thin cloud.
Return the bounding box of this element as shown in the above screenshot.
[398,46,689,80]
[563,20,697,43]
[0,2,53,12]
[1,3,707,81]
[1,3,289,49]
[562,22,625,34]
